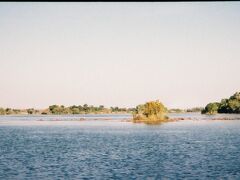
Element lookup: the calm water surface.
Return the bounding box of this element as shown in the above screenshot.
[0,113,240,179]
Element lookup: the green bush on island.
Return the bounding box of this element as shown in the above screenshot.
[202,92,240,114]
[133,100,169,124]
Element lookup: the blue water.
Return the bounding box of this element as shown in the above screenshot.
[1,114,240,179]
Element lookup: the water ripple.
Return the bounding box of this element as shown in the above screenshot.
[0,115,240,179]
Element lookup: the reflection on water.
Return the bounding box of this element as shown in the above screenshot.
[0,113,240,179]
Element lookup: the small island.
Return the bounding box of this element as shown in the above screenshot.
[202,92,240,114]
[132,100,169,124]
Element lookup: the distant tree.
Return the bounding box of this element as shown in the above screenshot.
[49,105,58,113]
[202,102,220,114]
[228,99,240,113]
[89,105,95,112]
[120,108,127,112]
[230,92,240,101]
[0,108,5,115]
[99,105,104,111]
[27,108,35,114]
[5,108,13,115]
[71,107,80,114]
[203,92,240,114]
[186,107,203,112]
[127,108,136,112]
[78,105,83,112]
[169,108,184,113]
[110,107,114,112]
[83,104,89,112]
[48,105,66,114]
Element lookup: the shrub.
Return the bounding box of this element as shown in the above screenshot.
[133,100,168,124]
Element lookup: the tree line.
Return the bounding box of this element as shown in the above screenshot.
[1,92,239,116]
[202,92,240,114]
[168,107,203,113]
[0,104,136,115]
[0,104,204,115]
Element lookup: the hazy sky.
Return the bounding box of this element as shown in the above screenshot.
[0,2,240,109]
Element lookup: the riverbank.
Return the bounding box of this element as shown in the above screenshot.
[1,114,240,127]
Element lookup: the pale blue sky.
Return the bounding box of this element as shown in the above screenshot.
[0,2,240,109]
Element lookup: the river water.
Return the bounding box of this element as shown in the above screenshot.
[0,113,240,179]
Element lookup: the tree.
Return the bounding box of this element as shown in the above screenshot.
[78,105,83,112]
[202,102,220,114]
[69,105,80,114]
[5,108,13,115]
[99,105,104,111]
[71,108,80,114]
[83,104,89,112]
[202,92,240,114]
[230,92,240,101]
[49,105,58,113]
[111,106,119,112]
[0,108,5,115]
[228,99,240,113]
[48,105,65,114]
[27,108,35,114]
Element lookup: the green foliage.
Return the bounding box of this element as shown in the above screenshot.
[0,108,21,115]
[168,108,184,113]
[133,100,168,124]
[186,107,204,112]
[168,107,203,113]
[5,108,13,115]
[230,92,240,101]
[99,105,104,111]
[228,99,240,113]
[70,106,80,114]
[47,104,134,115]
[0,104,135,115]
[0,108,5,115]
[201,103,220,114]
[143,101,167,117]
[27,108,35,114]
[13,109,21,114]
[49,105,63,114]
[202,92,240,114]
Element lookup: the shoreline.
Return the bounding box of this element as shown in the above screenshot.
[0,116,240,126]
